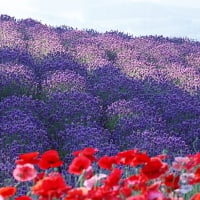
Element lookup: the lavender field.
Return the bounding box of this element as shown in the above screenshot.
[0,14,200,189]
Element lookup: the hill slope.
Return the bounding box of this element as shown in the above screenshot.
[0,14,200,188]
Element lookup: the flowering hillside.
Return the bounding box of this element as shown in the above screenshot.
[0,14,200,199]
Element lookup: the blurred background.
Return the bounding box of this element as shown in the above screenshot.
[0,0,200,40]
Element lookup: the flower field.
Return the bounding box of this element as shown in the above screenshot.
[0,14,200,199]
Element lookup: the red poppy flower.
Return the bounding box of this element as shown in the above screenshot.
[194,167,200,184]
[0,187,16,198]
[16,152,39,165]
[73,147,98,162]
[38,150,64,170]
[116,149,138,165]
[130,151,150,167]
[13,164,37,182]
[32,172,71,199]
[15,195,32,200]
[88,187,119,200]
[164,174,180,191]
[104,168,122,188]
[186,153,200,170]
[124,174,147,191]
[141,157,168,179]
[33,172,45,184]
[142,182,169,200]
[189,167,200,185]
[155,154,169,160]
[119,185,132,198]
[65,187,88,199]
[191,193,200,200]
[98,156,117,170]
[126,195,145,200]
[68,156,91,175]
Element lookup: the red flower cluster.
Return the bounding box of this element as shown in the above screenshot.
[1,147,200,200]
[32,172,71,199]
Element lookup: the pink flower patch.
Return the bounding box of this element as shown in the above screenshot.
[13,164,37,182]
[83,174,107,190]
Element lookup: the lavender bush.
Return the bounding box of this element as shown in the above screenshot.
[0,109,51,187]
[0,63,37,98]
[41,91,103,133]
